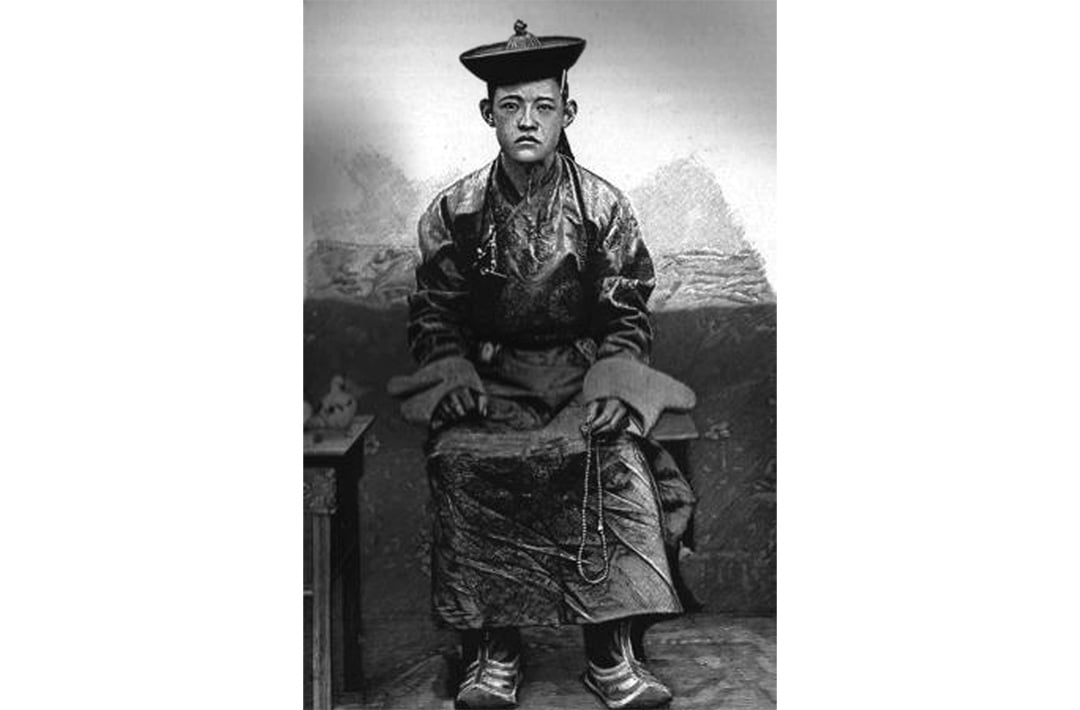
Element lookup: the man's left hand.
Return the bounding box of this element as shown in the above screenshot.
[584,397,630,436]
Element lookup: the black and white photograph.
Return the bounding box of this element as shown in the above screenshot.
[304,2,776,707]
[8,2,1080,710]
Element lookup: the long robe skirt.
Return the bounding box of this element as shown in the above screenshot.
[425,344,683,629]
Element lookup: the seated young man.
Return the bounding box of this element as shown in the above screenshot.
[390,21,696,710]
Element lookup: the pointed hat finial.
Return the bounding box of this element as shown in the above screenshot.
[507,20,542,50]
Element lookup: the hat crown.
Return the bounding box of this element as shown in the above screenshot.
[506,20,542,50]
[459,22,585,84]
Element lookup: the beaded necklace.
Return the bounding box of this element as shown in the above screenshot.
[576,424,609,584]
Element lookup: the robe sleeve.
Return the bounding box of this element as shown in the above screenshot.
[406,197,475,366]
[591,194,656,363]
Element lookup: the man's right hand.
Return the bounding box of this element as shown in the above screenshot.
[436,386,489,422]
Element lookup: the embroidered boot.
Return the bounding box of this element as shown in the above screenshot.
[455,628,523,708]
[582,619,672,709]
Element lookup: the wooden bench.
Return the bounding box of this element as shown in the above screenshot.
[304,414,374,710]
[652,410,699,468]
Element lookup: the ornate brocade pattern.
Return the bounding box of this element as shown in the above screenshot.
[409,154,655,361]
[469,160,593,345]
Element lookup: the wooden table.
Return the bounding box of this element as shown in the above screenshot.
[304,415,374,710]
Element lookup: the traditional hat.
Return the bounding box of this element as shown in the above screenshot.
[460,20,586,86]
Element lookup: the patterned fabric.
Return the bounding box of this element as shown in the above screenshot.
[408,155,690,629]
[408,155,655,363]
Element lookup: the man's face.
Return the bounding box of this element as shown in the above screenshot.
[482,78,575,165]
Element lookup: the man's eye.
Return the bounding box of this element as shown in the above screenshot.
[537,104,554,113]
[499,103,518,112]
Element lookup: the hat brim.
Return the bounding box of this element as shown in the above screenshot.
[460,37,585,85]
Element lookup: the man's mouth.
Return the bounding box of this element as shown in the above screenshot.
[515,136,540,145]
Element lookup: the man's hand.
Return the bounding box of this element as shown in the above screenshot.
[436,386,488,422]
[584,397,630,437]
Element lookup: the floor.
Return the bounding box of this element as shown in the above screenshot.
[323,614,775,710]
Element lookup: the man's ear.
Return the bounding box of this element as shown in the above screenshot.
[479,99,495,127]
[562,98,578,129]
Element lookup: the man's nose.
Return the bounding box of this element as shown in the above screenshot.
[517,108,538,130]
